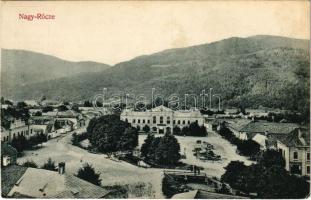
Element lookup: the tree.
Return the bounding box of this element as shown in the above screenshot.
[140,134,155,158]
[173,126,181,136]
[58,105,68,111]
[222,161,310,198]
[84,100,93,107]
[142,125,150,133]
[76,163,101,186]
[237,140,260,157]
[42,106,53,113]
[180,122,207,136]
[259,149,285,168]
[41,158,57,171]
[17,102,27,109]
[155,133,181,165]
[141,133,181,166]
[22,160,38,168]
[86,115,138,153]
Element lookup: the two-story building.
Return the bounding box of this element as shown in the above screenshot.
[1,119,34,143]
[274,128,310,176]
[120,105,204,134]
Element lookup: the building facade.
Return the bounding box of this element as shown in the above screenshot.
[120,105,204,134]
[275,128,310,176]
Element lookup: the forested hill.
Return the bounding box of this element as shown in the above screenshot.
[2,35,309,113]
[1,49,110,98]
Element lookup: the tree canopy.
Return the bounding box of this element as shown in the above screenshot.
[86,115,138,153]
[141,133,181,166]
[221,156,309,198]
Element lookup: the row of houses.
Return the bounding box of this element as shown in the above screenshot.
[216,118,310,177]
[1,109,87,143]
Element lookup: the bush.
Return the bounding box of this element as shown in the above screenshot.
[71,132,88,147]
[41,158,57,171]
[76,163,101,186]
[142,125,150,133]
[22,160,38,168]
[180,122,207,137]
[173,126,181,135]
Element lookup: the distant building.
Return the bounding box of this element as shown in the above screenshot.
[225,119,252,140]
[5,165,110,198]
[1,143,17,166]
[1,119,34,143]
[120,105,204,134]
[238,122,299,140]
[24,100,40,107]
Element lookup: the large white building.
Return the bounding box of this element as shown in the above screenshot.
[120,105,204,134]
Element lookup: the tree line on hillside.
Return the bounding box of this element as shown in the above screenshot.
[222,150,309,198]
[217,123,260,159]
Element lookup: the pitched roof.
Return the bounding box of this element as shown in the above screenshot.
[1,165,27,197]
[1,143,18,156]
[151,105,173,112]
[8,168,110,198]
[240,122,299,135]
[274,128,310,147]
[225,119,252,131]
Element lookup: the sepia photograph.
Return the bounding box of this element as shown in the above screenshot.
[0,0,310,199]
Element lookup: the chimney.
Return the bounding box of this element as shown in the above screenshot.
[58,162,65,174]
[297,128,302,138]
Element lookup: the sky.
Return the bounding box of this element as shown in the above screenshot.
[1,1,310,65]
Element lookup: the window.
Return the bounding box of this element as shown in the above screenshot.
[153,116,156,124]
[182,120,185,125]
[167,117,170,124]
[147,120,150,124]
[133,119,136,123]
[293,152,298,160]
[178,120,180,125]
[173,120,176,125]
[160,116,163,124]
[138,119,140,124]
[143,119,145,124]
[152,127,157,132]
[307,166,310,174]
[188,120,190,124]
[31,129,33,134]
[307,153,310,161]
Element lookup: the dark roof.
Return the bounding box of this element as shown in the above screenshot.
[7,168,110,198]
[240,122,299,135]
[225,119,251,131]
[274,128,310,147]
[1,143,18,156]
[1,165,27,197]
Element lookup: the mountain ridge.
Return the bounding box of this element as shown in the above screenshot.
[1,35,309,113]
